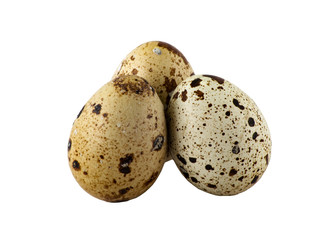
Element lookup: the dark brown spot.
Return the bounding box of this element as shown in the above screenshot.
[131,68,138,75]
[130,55,135,61]
[194,90,204,100]
[233,99,245,110]
[173,91,180,99]
[92,104,102,114]
[225,111,231,116]
[265,154,269,165]
[147,114,153,119]
[149,68,153,72]
[203,75,225,84]
[77,105,85,118]
[189,157,197,163]
[68,138,72,151]
[83,171,88,175]
[113,179,117,184]
[223,104,227,108]
[181,89,188,102]
[163,76,177,93]
[119,154,133,176]
[152,135,164,151]
[177,154,187,165]
[157,41,189,65]
[205,164,214,170]
[170,68,176,76]
[229,169,238,176]
[119,187,132,195]
[190,72,195,76]
[217,86,223,90]
[113,76,153,96]
[144,171,159,186]
[232,145,240,154]
[179,166,189,178]
[248,117,255,127]
[190,78,202,88]
[72,160,80,171]
[208,103,212,107]
[103,113,108,117]
[252,132,258,140]
[251,175,259,184]
[191,177,198,183]
[207,184,217,189]
[238,176,244,181]
[100,155,104,159]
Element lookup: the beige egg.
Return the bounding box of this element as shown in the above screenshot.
[112,41,194,109]
[68,75,167,202]
[167,75,272,196]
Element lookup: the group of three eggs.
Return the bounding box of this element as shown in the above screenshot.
[67,41,272,202]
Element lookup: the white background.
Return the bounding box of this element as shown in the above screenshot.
[1,0,332,239]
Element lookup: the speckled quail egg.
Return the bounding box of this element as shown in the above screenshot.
[68,75,167,202]
[112,41,194,109]
[167,74,271,196]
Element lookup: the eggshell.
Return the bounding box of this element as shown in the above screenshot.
[68,75,167,202]
[112,41,194,109]
[167,75,272,196]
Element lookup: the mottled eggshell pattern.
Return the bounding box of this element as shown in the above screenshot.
[167,75,271,196]
[112,41,194,109]
[68,75,167,202]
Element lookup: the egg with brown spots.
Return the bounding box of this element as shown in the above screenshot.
[167,75,271,196]
[112,41,194,109]
[68,75,167,202]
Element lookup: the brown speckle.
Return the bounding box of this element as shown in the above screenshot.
[72,160,80,171]
[92,104,102,114]
[181,89,188,102]
[100,155,104,159]
[132,68,138,75]
[119,154,133,176]
[149,68,153,72]
[190,78,202,88]
[147,114,153,119]
[152,135,164,151]
[130,55,135,61]
[163,76,177,93]
[225,111,231,116]
[103,113,108,117]
[265,154,269,165]
[229,169,238,176]
[194,90,204,100]
[203,74,225,84]
[173,91,179,99]
[83,171,88,175]
[238,176,244,181]
[170,68,176,76]
[157,41,189,65]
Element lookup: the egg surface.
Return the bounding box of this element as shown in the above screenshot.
[68,75,167,202]
[167,75,271,196]
[113,41,194,109]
